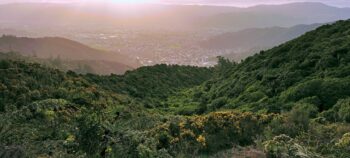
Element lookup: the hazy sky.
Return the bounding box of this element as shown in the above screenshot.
[1,0,350,7]
[159,0,350,7]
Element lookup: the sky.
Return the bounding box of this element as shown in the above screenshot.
[0,0,350,7]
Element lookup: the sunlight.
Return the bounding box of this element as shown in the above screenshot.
[84,0,152,4]
[112,0,150,4]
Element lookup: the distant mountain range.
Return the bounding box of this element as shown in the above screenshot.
[0,2,349,31]
[201,23,323,50]
[198,2,350,30]
[0,35,139,74]
[200,23,323,61]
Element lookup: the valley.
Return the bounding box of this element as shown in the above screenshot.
[2,2,350,67]
[1,19,350,158]
[1,1,350,158]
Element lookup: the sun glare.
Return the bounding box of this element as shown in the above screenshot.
[77,0,153,5]
[110,0,151,4]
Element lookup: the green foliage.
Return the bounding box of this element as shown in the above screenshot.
[2,20,350,157]
[282,78,350,110]
[182,20,350,113]
[153,112,274,155]
[336,133,350,148]
[320,98,350,123]
[337,99,350,123]
[263,134,320,158]
[85,64,213,103]
[215,56,237,76]
[267,109,311,138]
[76,113,104,156]
[296,122,350,158]
[208,97,228,110]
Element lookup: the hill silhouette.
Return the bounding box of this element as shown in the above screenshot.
[0,35,140,74]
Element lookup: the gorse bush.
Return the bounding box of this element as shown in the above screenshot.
[153,112,274,155]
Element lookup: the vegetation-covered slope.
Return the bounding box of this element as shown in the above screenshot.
[0,59,213,157]
[86,64,213,99]
[179,20,350,114]
[0,59,140,157]
[1,20,350,158]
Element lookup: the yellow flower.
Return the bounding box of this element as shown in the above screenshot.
[181,129,195,138]
[336,133,350,147]
[196,135,206,146]
[66,134,75,142]
[105,146,113,153]
[171,137,180,144]
[179,121,186,129]
[43,110,55,121]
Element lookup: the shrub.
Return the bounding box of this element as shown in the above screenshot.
[76,114,104,156]
[209,97,228,110]
[337,99,350,123]
[267,105,313,137]
[155,112,273,155]
[321,98,350,122]
[263,134,320,158]
[336,133,350,148]
[293,103,319,118]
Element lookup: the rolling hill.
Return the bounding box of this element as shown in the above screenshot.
[200,2,350,30]
[201,23,323,50]
[0,35,139,74]
[200,23,323,61]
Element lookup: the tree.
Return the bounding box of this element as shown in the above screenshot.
[215,56,236,75]
[337,98,350,123]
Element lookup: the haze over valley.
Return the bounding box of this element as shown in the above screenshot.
[1,2,350,69]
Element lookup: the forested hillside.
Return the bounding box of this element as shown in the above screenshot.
[179,20,350,114]
[1,20,350,157]
[85,64,213,107]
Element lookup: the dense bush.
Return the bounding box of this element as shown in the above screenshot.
[263,134,320,158]
[337,99,350,123]
[1,20,350,157]
[178,20,350,114]
[152,112,274,155]
[85,64,213,101]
